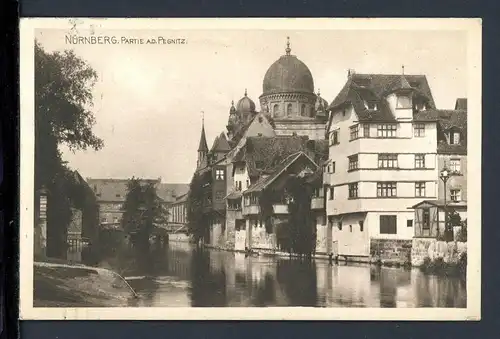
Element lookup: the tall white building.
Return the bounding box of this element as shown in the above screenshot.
[324,71,440,259]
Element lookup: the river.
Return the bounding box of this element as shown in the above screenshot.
[70,240,467,308]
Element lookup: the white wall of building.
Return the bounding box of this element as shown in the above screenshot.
[325,100,439,250]
[331,213,370,257]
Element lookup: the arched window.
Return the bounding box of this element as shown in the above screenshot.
[287,103,293,116]
[309,107,314,117]
[301,104,306,116]
[273,104,279,116]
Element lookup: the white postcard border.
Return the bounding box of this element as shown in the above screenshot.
[19,17,482,321]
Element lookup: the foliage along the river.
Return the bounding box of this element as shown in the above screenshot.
[186,173,209,244]
[35,41,103,258]
[273,175,317,257]
[121,178,168,251]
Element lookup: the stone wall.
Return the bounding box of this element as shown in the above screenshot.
[225,211,238,250]
[411,238,467,267]
[370,238,412,265]
[251,226,277,251]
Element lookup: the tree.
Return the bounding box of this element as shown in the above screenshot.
[121,178,168,252]
[274,175,316,257]
[186,173,209,244]
[35,41,103,258]
[285,175,317,257]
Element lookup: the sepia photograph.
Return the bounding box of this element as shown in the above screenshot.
[19,18,481,320]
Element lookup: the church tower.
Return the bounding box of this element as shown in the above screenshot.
[197,115,209,169]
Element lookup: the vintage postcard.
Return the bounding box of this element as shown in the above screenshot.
[19,18,481,320]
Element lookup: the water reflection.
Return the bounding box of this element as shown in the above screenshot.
[77,241,466,308]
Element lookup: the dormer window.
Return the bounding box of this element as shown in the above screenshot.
[449,131,461,145]
[415,102,427,111]
[365,101,377,110]
[396,95,412,109]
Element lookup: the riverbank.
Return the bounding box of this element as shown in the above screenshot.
[197,237,468,275]
[34,260,137,307]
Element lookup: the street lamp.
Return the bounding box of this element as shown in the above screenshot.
[439,167,450,240]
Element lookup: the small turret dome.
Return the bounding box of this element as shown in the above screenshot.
[229,100,236,114]
[315,89,329,111]
[236,89,256,112]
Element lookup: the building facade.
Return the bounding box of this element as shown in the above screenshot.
[192,38,330,252]
[168,194,188,225]
[86,178,188,229]
[325,72,441,259]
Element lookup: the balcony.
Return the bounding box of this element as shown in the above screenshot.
[311,197,324,210]
[272,204,288,214]
[242,205,259,216]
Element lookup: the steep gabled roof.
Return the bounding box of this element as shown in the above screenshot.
[327,73,436,127]
[235,135,309,178]
[210,132,231,153]
[350,73,435,107]
[156,183,190,203]
[86,178,161,202]
[414,107,467,155]
[244,152,318,193]
[384,74,413,94]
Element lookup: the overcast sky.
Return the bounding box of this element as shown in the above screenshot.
[36,28,467,184]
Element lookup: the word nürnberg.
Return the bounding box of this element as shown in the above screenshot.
[65,35,187,45]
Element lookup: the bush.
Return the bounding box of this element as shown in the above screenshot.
[456,220,467,242]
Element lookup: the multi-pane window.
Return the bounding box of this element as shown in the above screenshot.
[377,124,397,137]
[377,182,397,197]
[330,130,339,145]
[378,154,398,168]
[348,183,358,198]
[350,124,359,140]
[380,215,397,234]
[215,169,225,180]
[215,191,224,201]
[407,219,413,227]
[414,123,425,137]
[450,159,461,173]
[450,189,461,202]
[415,182,426,197]
[363,124,370,137]
[415,154,425,168]
[348,155,359,171]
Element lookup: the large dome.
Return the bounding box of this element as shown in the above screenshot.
[262,54,314,95]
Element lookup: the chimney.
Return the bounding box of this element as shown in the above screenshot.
[348,69,356,79]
